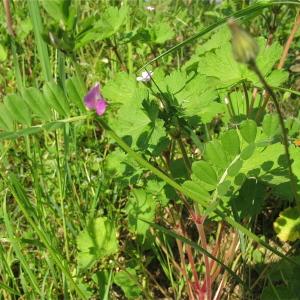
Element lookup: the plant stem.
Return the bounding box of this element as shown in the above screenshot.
[111,37,128,72]
[177,137,191,174]
[227,93,236,118]
[250,61,299,203]
[278,12,300,69]
[242,81,250,117]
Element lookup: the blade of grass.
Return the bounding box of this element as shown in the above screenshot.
[0,244,20,295]
[27,0,52,81]
[97,119,300,267]
[273,86,300,96]
[6,173,87,299]
[0,282,20,296]
[2,196,42,296]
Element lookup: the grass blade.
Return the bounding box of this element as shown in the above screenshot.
[6,174,87,299]
[27,0,52,81]
[2,197,42,296]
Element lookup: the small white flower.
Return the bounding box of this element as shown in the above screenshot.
[224,97,229,105]
[136,71,153,83]
[145,5,155,11]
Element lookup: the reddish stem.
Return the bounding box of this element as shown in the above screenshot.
[278,12,300,69]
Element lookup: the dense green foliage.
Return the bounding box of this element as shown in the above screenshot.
[0,0,300,299]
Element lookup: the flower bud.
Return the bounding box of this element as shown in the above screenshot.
[228,19,259,64]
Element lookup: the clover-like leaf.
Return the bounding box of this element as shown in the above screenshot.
[274,207,300,242]
[125,189,157,238]
[240,119,257,144]
[114,268,142,299]
[262,114,280,137]
[77,217,118,269]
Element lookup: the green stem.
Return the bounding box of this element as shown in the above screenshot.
[27,0,52,82]
[227,93,236,117]
[177,138,191,174]
[250,61,299,203]
[242,81,250,117]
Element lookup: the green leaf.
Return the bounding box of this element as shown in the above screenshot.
[149,22,174,44]
[274,207,300,242]
[255,38,282,78]
[76,6,128,48]
[173,73,221,122]
[262,114,279,137]
[216,180,231,196]
[0,44,8,62]
[261,285,297,300]
[145,180,168,206]
[221,129,240,157]
[4,94,31,126]
[198,42,243,85]
[197,27,231,56]
[182,181,210,204]
[240,143,255,160]
[192,160,218,187]
[240,142,290,186]
[114,268,142,299]
[105,149,128,177]
[102,73,138,106]
[43,82,70,116]
[240,119,257,143]
[104,149,142,186]
[197,38,283,86]
[66,76,86,112]
[41,0,69,23]
[108,93,166,153]
[125,189,157,237]
[97,6,128,37]
[77,217,118,269]
[22,87,52,121]
[0,103,14,131]
[204,140,228,170]
[160,70,187,94]
[231,179,266,218]
[261,255,300,300]
[267,69,289,87]
[227,159,243,177]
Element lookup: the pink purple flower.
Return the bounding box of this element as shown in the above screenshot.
[84,83,107,116]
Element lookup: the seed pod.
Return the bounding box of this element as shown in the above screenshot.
[228,19,259,64]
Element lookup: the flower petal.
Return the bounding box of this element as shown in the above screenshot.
[136,71,153,82]
[95,99,107,116]
[84,83,101,109]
